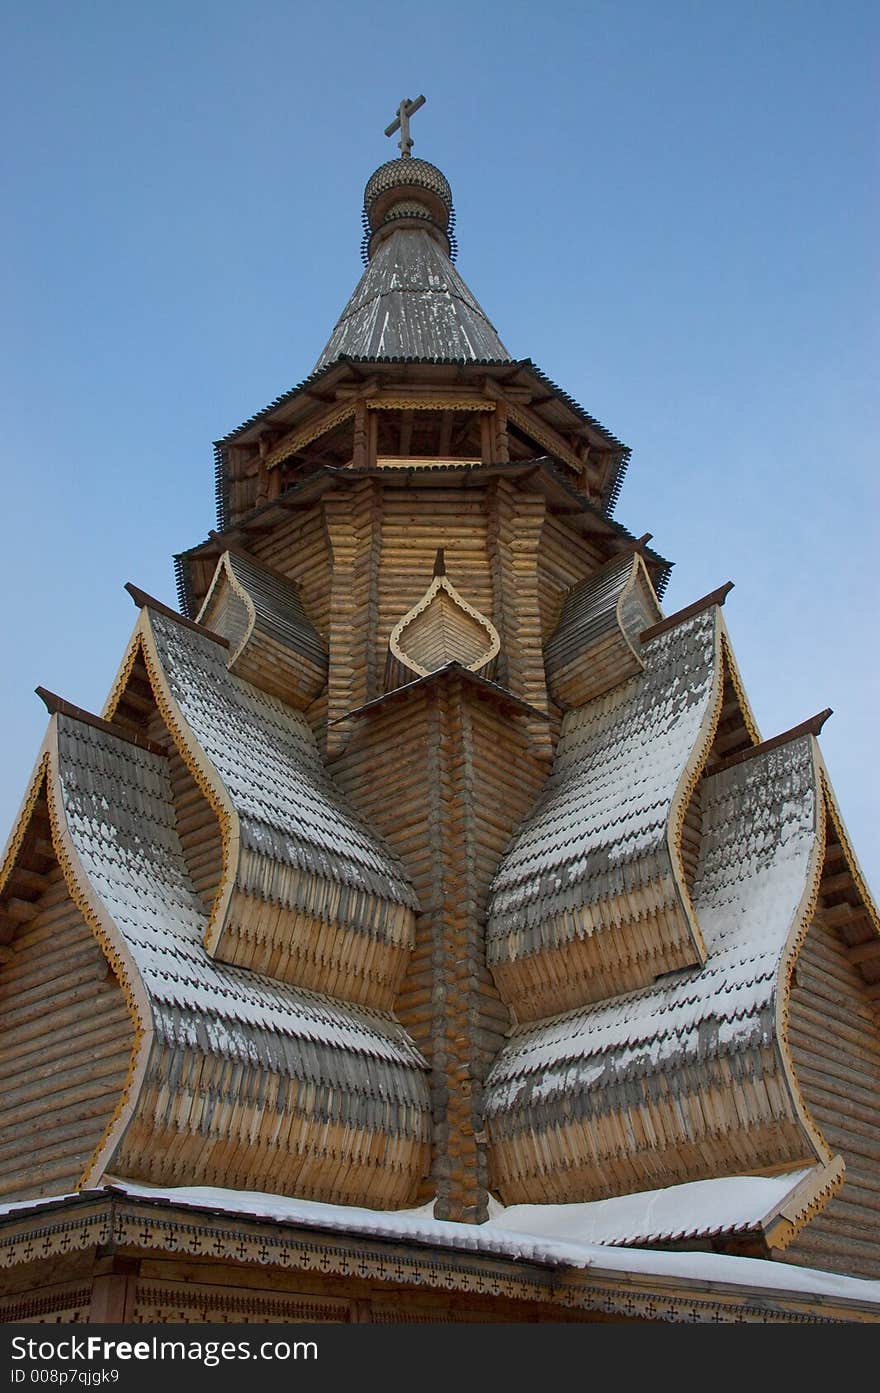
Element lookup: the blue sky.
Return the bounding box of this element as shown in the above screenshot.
[2,0,877,885]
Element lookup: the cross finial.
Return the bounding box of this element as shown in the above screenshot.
[384,95,426,158]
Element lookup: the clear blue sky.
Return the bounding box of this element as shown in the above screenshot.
[2,1,877,886]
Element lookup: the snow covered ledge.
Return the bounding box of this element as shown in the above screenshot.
[1,1179,878,1323]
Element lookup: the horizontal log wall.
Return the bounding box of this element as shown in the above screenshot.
[784,918,880,1279]
[324,482,377,744]
[376,488,494,694]
[488,480,550,743]
[536,515,606,643]
[249,510,333,639]
[230,632,326,709]
[0,869,133,1201]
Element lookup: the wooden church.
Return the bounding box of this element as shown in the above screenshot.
[1,100,879,1324]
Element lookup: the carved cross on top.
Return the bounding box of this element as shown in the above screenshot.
[384,95,426,158]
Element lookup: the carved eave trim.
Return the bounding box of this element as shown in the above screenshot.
[263,402,358,469]
[0,1192,876,1322]
[773,737,836,1167]
[388,575,501,679]
[365,395,495,413]
[0,733,155,1192]
[760,1155,846,1254]
[102,612,240,958]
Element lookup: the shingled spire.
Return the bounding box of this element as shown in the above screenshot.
[314,134,512,369]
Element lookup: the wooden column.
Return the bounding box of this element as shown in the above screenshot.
[332,672,549,1222]
[353,401,368,470]
[324,486,369,753]
[88,1258,139,1323]
[488,479,551,756]
[493,403,510,462]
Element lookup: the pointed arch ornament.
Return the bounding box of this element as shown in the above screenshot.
[386,550,501,689]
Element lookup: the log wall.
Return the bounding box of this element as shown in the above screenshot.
[785,918,880,1279]
[332,675,547,1222]
[375,486,494,697]
[536,515,606,642]
[0,869,133,1201]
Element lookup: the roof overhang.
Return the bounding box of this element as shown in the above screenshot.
[213,356,631,526]
[1,1185,877,1324]
[175,456,672,620]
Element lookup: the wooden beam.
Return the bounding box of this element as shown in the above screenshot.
[125,584,230,647]
[820,871,856,898]
[4,899,38,924]
[35,688,168,758]
[847,939,880,965]
[712,710,833,775]
[641,583,734,643]
[821,901,869,929]
[7,867,49,896]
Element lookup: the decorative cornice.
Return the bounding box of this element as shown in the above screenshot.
[0,1194,869,1322]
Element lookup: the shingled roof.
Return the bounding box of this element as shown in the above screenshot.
[42,711,432,1205]
[486,608,726,1014]
[140,608,418,925]
[485,733,831,1203]
[314,227,512,371]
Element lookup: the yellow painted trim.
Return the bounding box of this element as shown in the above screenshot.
[612,554,650,669]
[388,574,501,679]
[0,752,51,900]
[195,552,258,672]
[505,403,583,475]
[718,615,762,745]
[818,760,880,938]
[774,737,834,1166]
[39,733,154,1191]
[263,403,356,469]
[365,397,494,413]
[663,611,726,970]
[760,1155,846,1254]
[104,614,240,959]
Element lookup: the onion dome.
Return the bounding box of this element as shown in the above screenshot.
[362,157,456,262]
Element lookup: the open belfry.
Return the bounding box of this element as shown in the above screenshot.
[2,100,879,1325]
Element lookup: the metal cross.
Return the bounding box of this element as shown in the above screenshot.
[384,95,426,158]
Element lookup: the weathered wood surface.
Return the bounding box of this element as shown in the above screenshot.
[333,672,547,1221]
[785,914,880,1278]
[0,866,132,1202]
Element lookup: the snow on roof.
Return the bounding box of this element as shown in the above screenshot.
[487,733,818,1109]
[487,608,719,953]
[491,1167,824,1248]
[4,1181,879,1310]
[55,715,429,1104]
[147,609,418,913]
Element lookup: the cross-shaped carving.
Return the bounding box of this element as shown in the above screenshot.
[384,95,426,158]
